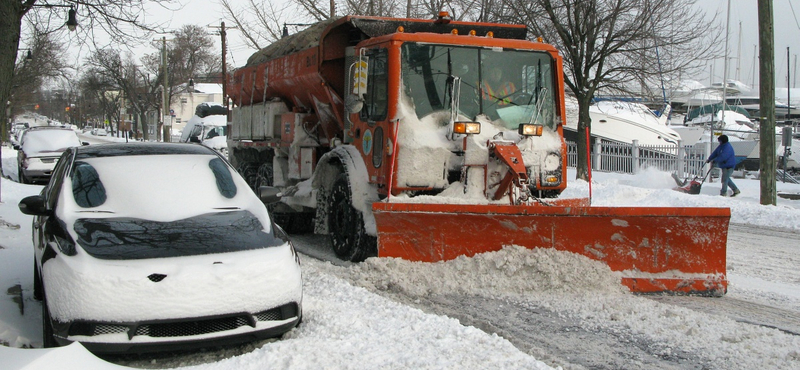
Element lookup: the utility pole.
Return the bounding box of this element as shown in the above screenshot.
[758,0,776,205]
[162,36,171,142]
[209,22,238,122]
[120,63,125,140]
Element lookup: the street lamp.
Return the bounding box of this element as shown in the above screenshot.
[32,4,78,31]
[67,7,77,31]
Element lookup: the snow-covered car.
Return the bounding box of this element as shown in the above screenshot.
[179,103,228,156]
[11,122,29,136]
[90,128,108,136]
[14,127,85,184]
[17,142,303,354]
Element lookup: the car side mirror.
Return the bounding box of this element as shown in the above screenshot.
[258,186,282,204]
[18,195,51,216]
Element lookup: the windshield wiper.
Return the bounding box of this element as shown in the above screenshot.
[528,87,549,125]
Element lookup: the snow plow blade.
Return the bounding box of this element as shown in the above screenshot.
[372,203,730,296]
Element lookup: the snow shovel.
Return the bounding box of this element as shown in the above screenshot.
[672,167,713,195]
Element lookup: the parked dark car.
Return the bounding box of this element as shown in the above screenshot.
[18,142,303,354]
[14,127,84,184]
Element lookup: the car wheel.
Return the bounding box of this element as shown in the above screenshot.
[41,291,58,348]
[328,172,376,262]
[33,262,42,301]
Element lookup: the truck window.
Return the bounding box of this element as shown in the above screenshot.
[360,48,388,122]
[401,43,557,130]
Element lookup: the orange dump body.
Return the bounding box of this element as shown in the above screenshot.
[373,202,729,296]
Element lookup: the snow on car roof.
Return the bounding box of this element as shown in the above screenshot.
[74,142,216,159]
[20,128,82,156]
[61,149,269,225]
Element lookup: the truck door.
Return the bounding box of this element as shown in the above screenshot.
[351,47,390,179]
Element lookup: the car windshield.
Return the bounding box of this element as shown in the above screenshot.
[21,130,81,156]
[400,43,557,129]
[68,154,244,220]
[64,153,282,259]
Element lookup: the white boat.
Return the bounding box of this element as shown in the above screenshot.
[724,96,796,119]
[565,99,683,147]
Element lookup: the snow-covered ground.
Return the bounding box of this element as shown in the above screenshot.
[2,144,800,369]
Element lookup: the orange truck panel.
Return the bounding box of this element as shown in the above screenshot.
[373,202,729,296]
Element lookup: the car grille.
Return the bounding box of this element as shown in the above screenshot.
[67,302,299,339]
[134,316,251,337]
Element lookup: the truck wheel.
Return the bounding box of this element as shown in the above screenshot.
[42,291,57,348]
[237,163,259,190]
[329,172,376,262]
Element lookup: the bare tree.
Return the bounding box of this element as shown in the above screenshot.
[1,0,178,144]
[9,26,70,118]
[220,0,295,50]
[165,25,222,86]
[498,0,723,180]
[83,49,160,139]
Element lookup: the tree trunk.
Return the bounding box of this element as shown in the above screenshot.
[0,1,24,144]
[575,93,593,181]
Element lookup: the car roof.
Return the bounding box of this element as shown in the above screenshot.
[26,126,73,131]
[74,142,217,160]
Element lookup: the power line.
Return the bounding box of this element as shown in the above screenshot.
[786,0,800,30]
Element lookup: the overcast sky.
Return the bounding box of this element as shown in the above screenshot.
[696,0,800,89]
[101,0,800,90]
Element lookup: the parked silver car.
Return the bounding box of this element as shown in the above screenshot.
[14,127,85,184]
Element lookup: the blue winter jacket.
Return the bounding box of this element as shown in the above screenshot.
[708,142,737,169]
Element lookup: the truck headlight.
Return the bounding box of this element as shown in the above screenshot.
[518,124,543,136]
[453,121,481,135]
[543,153,560,171]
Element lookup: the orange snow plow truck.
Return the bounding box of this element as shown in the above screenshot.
[227,14,730,296]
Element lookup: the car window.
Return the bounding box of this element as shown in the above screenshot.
[45,150,73,209]
[72,161,107,208]
[209,157,237,198]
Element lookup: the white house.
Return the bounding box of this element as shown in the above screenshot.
[172,83,223,135]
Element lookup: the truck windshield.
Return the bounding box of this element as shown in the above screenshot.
[400,43,556,129]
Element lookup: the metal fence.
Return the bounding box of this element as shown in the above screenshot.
[566,139,709,178]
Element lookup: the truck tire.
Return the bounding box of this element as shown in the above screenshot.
[237,163,259,190]
[329,172,376,262]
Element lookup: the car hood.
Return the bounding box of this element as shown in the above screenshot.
[73,210,285,260]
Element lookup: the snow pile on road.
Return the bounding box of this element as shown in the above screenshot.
[543,293,800,369]
[185,260,555,370]
[336,246,627,297]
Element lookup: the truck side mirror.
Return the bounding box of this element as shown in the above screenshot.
[347,57,368,114]
[345,94,364,114]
